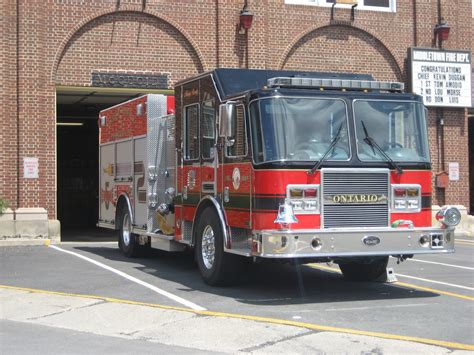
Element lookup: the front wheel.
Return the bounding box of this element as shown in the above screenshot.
[195,207,241,286]
[338,256,389,281]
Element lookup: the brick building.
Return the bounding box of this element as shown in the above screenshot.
[1,0,473,232]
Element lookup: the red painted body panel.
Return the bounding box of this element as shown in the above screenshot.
[253,169,321,194]
[390,170,432,226]
[174,206,183,240]
[99,95,174,144]
[251,168,432,230]
[253,212,322,230]
[222,162,252,229]
[223,163,252,193]
[100,96,148,144]
[177,162,433,234]
[167,96,175,114]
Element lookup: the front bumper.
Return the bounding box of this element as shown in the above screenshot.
[252,226,455,258]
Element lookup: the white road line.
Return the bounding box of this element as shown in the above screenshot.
[324,303,433,312]
[60,242,117,245]
[394,257,474,271]
[280,303,433,313]
[310,263,474,294]
[396,273,474,291]
[49,245,206,311]
[456,239,474,243]
[456,242,474,246]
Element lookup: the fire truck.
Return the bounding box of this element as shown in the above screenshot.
[98,68,461,286]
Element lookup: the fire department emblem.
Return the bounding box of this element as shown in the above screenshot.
[232,168,241,190]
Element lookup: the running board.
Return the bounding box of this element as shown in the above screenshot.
[147,232,186,252]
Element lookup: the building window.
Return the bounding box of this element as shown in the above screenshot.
[361,0,390,7]
[285,0,395,12]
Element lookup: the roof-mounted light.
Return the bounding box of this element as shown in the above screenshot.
[267,77,405,93]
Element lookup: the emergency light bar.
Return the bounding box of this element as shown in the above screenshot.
[267,77,405,92]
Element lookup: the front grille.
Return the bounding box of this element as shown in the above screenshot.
[322,170,389,228]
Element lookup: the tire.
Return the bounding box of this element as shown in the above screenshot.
[338,256,389,281]
[195,207,240,286]
[118,207,141,258]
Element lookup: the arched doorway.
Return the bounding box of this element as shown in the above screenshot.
[55,11,203,238]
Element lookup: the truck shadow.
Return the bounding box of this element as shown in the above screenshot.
[74,245,439,306]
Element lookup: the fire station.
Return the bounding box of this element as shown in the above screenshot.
[0,0,473,242]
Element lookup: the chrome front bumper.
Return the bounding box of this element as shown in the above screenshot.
[252,227,455,258]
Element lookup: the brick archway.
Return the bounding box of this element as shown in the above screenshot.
[52,9,206,85]
[279,24,403,82]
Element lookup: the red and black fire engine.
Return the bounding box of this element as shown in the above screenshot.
[98,69,461,285]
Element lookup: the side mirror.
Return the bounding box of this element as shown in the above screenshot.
[218,102,236,138]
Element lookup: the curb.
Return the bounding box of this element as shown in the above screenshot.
[0,237,59,247]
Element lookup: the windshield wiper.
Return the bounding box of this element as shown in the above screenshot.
[307,124,343,175]
[361,120,403,175]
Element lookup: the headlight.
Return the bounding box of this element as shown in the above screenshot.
[436,206,461,227]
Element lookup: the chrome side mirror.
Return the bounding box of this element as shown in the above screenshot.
[218,102,236,138]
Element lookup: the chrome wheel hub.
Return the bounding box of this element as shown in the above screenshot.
[201,225,215,270]
[122,213,131,246]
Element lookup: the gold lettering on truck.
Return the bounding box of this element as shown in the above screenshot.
[329,194,387,204]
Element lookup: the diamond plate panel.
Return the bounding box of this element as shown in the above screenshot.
[146,95,175,233]
[182,221,193,243]
[230,227,252,254]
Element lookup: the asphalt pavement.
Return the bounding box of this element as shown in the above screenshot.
[1,228,473,354]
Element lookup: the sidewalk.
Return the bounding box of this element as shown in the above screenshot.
[1,287,471,354]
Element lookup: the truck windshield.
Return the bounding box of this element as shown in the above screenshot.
[250,97,350,164]
[354,100,430,163]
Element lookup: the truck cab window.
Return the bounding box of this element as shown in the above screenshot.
[184,104,199,160]
[226,105,247,157]
[250,97,349,163]
[201,100,215,159]
[354,100,430,163]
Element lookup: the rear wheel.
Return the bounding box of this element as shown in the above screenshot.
[118,207,140,258]
[338,256,389,281]
[195,207,241,286]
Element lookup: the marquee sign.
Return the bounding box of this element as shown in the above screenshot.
[409,48,472,108]
[92,72,169,89]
